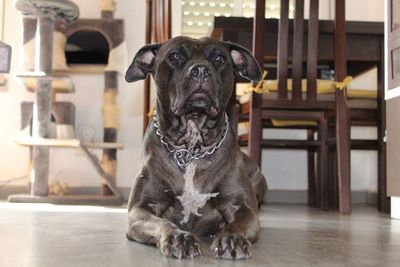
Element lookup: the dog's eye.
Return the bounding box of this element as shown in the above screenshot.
[169,51,181,61]
[215,55,225,64]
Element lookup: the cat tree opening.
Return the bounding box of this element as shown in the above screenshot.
[65,30,109,65]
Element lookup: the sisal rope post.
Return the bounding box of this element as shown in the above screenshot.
[30,16,55,196]
[99,1,118,195]
[100,0,115,19]
[101,71,119,195]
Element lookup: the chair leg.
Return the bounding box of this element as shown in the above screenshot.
[329,148,339,209]
[143,77,151,136]
[227,84,238,137]
[324,120,336,209]
[248,92,263,165]
[307,129,317,207]
[318,114,329,210]
[377,134,389,213]
[329,124,339,209]
[335,91,351,215]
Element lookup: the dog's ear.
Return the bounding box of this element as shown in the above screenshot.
[125,43,161,83]
[225,42,262,82]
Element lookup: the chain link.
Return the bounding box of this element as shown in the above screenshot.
[153,112,229,169]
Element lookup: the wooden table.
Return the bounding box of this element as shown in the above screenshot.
[211,17,383,78]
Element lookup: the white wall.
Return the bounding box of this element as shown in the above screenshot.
[262,131,379,191]
[345,0,384,22]
[0,0,384,195]
[305,0,384,21]
[0,1,30,183]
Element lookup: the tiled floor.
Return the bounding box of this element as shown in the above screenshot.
[0,202,399,267]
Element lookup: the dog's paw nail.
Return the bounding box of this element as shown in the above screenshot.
[162,245,172,257]
[166,246,173,257]
[187,246,195,259]
[212,247,221,258]
[195,243,203,257]
[185,243,202,259]
[175,245,184,259]
[243,240,253,255]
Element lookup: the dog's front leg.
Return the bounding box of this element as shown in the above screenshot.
[211,206,260,260]
[127,206,202,259]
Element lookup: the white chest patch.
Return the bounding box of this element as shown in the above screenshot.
[177,162,219,224]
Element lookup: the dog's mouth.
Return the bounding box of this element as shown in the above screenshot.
[178,90,219,117]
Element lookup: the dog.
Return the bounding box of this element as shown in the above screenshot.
[125,36,267,260]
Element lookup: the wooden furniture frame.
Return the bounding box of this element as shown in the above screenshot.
[143,0,171,134]
[386,0,400,213]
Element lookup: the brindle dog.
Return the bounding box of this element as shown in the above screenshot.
[125,36,267,260]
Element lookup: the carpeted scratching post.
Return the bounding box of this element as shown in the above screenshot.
[100,0,119,196]
[14,0,79,197]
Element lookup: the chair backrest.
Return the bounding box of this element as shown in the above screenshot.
[277,0,319,102]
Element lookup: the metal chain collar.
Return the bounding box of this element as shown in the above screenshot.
[153,112,229,170]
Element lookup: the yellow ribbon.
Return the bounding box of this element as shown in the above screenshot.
[147,108,155,118]
[244,70,268,94]
[147,107,156,118]
[334,76,353,91]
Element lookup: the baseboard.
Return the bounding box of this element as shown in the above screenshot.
[0,185,30,199]
[0,185,131,202]
[264,190,307,204]
[0,186,377,205]
[264,190,378,205]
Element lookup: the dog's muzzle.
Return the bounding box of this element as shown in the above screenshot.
[181,64,219,116]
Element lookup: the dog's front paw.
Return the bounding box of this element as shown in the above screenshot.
[159,231,202,259]
[211,235,253,260]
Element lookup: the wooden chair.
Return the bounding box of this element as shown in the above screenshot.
[242,0,335,210]
[230,0,386,214]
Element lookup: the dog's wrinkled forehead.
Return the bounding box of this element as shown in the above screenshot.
[156,36,229,63]
[125,36,262,84]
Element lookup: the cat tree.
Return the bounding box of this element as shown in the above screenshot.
[9,0,125,205]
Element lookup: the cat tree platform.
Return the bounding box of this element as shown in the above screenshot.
[7,194,123,205]
[21,76,75,93]
[9,136,124,205]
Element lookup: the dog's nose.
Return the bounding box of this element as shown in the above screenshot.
[189,65,211,83]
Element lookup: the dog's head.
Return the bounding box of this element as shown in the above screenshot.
[126,36,261,118]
